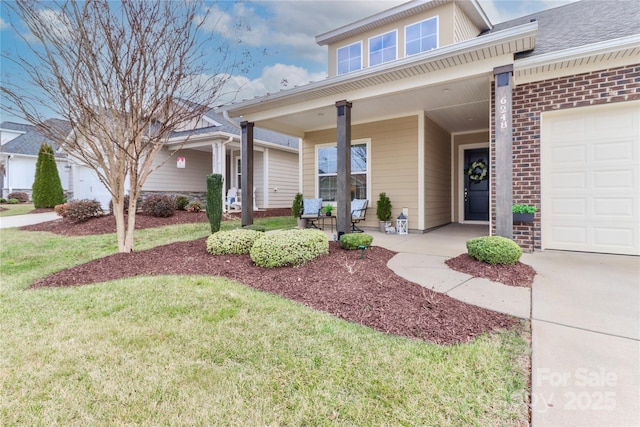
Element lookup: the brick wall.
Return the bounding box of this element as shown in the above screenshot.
[491,64,640,252]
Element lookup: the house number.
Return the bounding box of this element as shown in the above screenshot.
[499,96,509,129]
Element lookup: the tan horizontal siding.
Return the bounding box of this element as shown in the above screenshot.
[267,149,299,208]
[424,115,451,229]
[143,148,209,192]
[304,115,419,229]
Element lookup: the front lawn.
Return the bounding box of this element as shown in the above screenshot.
[0,221,530,425]
[0,203,37,217]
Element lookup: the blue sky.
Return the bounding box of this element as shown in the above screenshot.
[0,0,577,123]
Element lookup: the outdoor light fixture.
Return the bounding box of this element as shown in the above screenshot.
[396,212,408,235]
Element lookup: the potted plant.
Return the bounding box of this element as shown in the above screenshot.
[323,204,333,216]
[513,204,537,223]
[376,192,392,232]
[292,193,306,228]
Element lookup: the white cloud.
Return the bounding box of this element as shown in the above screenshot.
[213,63,327,106]
[0,17,9,31]
[479,0,579,24]
[200,1,404,63]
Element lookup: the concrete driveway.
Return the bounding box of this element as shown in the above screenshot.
[524,251,640,426]
[0,212,60,228]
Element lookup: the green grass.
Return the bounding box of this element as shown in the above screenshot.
[0,219,529,426]
[0,203,37,217]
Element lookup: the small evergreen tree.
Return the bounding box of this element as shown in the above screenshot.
[206,174,223,233]
[32,143,64,208]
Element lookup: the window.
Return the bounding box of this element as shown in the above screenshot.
[337,41,362,75]
[405,17,438,56]
[317,141,368,202]
[369,30,397,66]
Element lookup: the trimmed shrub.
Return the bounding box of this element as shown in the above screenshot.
[0,198,6,203]
[54,203,66,217]
[109,195,141,214]
[8,192,28,202]
[206,174,223,233]
[141,194,175,218]
[7,198,20,204]
[250,229,329,268]
[32,143,64,208]
[339,233,373,250]
[243,224,266,232]
[466,236,522,265]
[187,200,203,213]
[292,192,303,218]
[62,199,103,223]
[175,195,189,210]
[206,229,265,255]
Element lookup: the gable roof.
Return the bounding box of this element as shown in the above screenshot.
[316,0,491,46]
[170,110,299,149]
[486,0,640,58]
[0,119,70,157]
[0,121,34,133]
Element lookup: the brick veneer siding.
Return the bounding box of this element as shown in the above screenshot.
[490,64,640,252]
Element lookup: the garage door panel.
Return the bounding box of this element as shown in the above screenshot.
[542,101,640,255]
[593,140,634,162]
[592,169,635,189]
[593,198,635,217]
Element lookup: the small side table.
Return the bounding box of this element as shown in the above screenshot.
[320,215,336,233]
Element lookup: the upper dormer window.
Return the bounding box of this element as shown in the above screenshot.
[337,41,362,75]
[405,16,438,56]
[369,30,397,67]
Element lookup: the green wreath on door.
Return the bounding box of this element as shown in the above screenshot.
[465,159,488,184]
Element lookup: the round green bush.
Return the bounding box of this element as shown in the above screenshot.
[466,236,522,265]
[175,195,189,210]
[141,194,175,217]
[250,229,329,268]
[187,200,203,213]
[206,229,265,255]
[7,198,20,204]
[0,198,6,203]
[339,233,373,250]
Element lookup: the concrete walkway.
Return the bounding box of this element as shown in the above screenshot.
[0,211,59,228]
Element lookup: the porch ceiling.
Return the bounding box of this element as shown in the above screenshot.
[259,75,490,135]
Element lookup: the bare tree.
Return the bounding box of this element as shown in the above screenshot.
[1,0,249,252]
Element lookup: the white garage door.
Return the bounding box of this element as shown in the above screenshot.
[542,101,640,255]
[73,165,111,209]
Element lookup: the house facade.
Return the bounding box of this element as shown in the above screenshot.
[0,120,71,199]
[1,113,300,211]
[220,0,639,256]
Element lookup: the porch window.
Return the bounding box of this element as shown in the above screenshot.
[369,30,397,66]
[337,41,362,75]
[317,141,368,202]
[405,16,438,56]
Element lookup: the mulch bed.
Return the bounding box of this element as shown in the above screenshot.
[445,254,536,288]
[21,208,530,344]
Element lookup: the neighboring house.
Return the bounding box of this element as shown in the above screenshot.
[71,109,300,209]
[219,0,639,256]
[0,120,71,199]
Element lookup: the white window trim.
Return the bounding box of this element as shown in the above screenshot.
[404,16,439,57]
[336,40,363,75]
[314,138,371,204]
[368,29,398,67]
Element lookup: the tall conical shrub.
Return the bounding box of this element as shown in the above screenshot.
[32,143,64,208]
[206,174,223,233]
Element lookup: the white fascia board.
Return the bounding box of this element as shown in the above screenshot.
[167,131,298,154]
[515,34,640,73]
[222,21,537,117]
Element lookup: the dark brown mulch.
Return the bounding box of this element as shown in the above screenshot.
[20,208,292,236]
[31,239,518,345]
[30,208,55,213]
[445,254,536,288]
